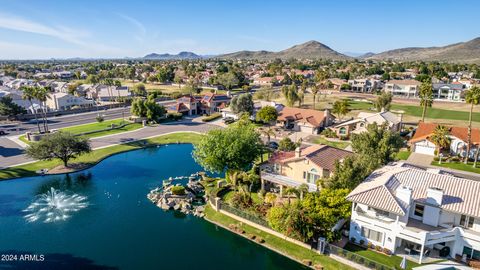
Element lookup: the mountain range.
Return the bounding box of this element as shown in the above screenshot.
[142,37,480,63]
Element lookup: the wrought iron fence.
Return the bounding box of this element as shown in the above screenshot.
[218,200,271,228]
[327,244,394,270]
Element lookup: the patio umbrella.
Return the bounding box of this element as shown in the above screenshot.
[400,256,407,270]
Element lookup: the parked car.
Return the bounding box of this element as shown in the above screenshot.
[0,128,7,135]
[223,117,235,125]
[266,141,279,149]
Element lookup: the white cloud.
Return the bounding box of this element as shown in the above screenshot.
[0,12,126,57]
[116,13,146,43]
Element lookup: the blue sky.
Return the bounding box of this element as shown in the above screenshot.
[0,0,478,59]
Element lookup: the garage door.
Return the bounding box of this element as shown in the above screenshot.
[414,144,435,156]
[299,125,314,134]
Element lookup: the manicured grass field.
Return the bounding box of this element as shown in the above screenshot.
[396,150,412,160]
[431,160,480,174]
[0,132,202,181]
[349,101,480,123]
[343,242,419,270]
[204,205,354,270]
[311,136,351,149]
[20,119,143,143]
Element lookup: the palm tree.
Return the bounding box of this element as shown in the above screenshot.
[21,86,41,133]
[311,84,319,110]
[283,187,299,205]
[34,87,51,133]
[332,99,349,121]
[430,125,451,156]
[296,184,309,200]
[261,127,275,143]
[419,81,433,122]
[103,78,114,108]
[465,85,480,164]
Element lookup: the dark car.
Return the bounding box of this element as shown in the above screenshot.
[266,141,279,149]
[223,117,235,125]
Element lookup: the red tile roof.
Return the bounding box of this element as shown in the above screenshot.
[410,122,480,145]
[278,107,330,127]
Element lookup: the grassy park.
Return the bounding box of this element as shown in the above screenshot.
[0,132,202,181]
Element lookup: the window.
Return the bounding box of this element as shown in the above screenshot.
[414,204,425,217]
[305,169,320,184]
[460,215,475,229]
[361,227,383,243]
[339,127,347,135]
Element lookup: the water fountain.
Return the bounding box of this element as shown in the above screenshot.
[23,187,88,223]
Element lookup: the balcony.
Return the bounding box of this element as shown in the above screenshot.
[260,172,317,192]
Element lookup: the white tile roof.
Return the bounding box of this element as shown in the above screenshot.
[347,163,480,218]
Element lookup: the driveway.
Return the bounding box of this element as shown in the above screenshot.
[406,152,434,167]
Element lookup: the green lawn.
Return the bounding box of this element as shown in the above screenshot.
[396,150,412,160]
[349,101,480,123]
[344,242,419,270]
[431,160,480,174]
[20,119,143,143]
[311,136,351,149]
[204,205,354,270]
[0,132,202,181]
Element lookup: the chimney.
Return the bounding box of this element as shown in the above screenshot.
[295,147,301,158]
[324,109,330,126]
[396,186,412,206]
[426,187,443,206]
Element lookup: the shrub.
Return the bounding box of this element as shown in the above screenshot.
[433,156,440,162]
[383,248,392,255]
[302,260,312,266]
[167,112,183,120]
[255,237,265,244]
[96,115,104,123]
[321,128,337,138]
[450,156,460,162]
[171,186,186,195]
[375,245,382,252]
[202,113,222,122]
[367,242,374,249]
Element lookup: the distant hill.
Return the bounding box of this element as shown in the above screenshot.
[218,41,351,60]
[143,51,202,60]
[365,37,480,64]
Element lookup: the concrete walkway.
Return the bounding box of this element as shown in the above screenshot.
[0,119,217,169]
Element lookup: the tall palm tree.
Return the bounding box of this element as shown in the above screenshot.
[311,84,319,110]
[34,87,51,133]
[21,86,41,133]
[103,78,114,108]
[419,81,433,122]
[261,127,275,143]
[430,125,451,156]
[465,85,480,164]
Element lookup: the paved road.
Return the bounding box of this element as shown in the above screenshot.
[0,119,217,169]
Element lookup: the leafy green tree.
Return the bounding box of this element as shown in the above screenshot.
[25,131,91,167]
[230,93,254,114]
[130,97,165,121]
[419,81,433,122]
[266,201,313,242]
[193,116,263,173]
[132,83,147,97]
[301,188,351,241]
[281,83,299,107]
[0,96,23,118]
[332,99,349,121]
[430,125,451,156]
[324,156,368,190]
[465,85,480,164]
[381,72,390,81]
[375,91,393,112]
[216,72,239,90]
[256,106,278,124]
[278,137,297,151]
[351,122,403,170]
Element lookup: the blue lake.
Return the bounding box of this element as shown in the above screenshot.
[0,144,307,270]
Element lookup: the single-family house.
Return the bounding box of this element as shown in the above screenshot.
[277,107,334,134]
[347,79,380,93]
[46,93,94,111]
[332,111,402,138]
[348,162,480,264]
[409,122,480,158]
[261,144,353,192]
[166,95,199,116]
[384,80,421,98]
[432,83,465,101]
[199,92,230,115]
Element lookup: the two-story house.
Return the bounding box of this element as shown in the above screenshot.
[199,92,231,115]
[384,80,421,98]
[277,107,335,134]
[347,163,480,264]
[347,79,380,93]
[166,95,199,116]
[432,83,465,102]
[261,144,353,193]
[46,93,94,111]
